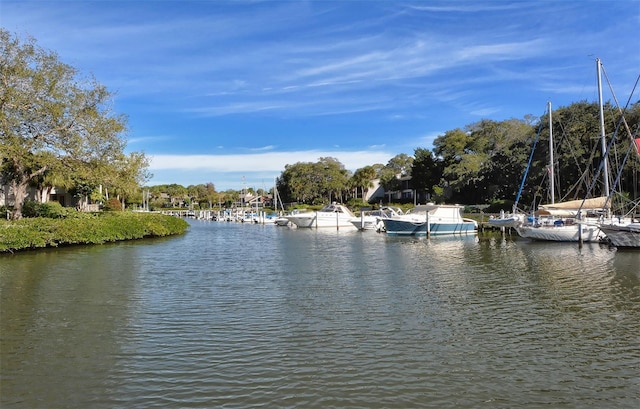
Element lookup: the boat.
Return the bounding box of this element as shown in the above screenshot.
[274,209,304,227]
[597,135,640,248]
[515,197,610,242]
[488,210,524,228]
[489,100,552,230]
[350,206,403,231]
[274,216,292,226]
[599,223,640,249]
[284,202,357,229]
[515,59,618,243]
[382,203,477,236]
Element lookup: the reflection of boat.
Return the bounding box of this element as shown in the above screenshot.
[285,203,357,229]
[350,206,403,231]
[600,223,640,249]
[382,203,477,236]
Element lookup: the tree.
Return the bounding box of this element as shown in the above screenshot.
[1,30,132,219]
[276,157,350,205]
[410,148,442,199]
[379,153,413,194]
[351,165,377,203]
[316,157,349,203]
[107,152,152,210]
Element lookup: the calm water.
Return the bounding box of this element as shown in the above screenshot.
[1,220,639,408]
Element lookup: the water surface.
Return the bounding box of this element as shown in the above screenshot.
[1,220,639,408]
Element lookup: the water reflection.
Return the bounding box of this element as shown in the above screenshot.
[1,221,639,408]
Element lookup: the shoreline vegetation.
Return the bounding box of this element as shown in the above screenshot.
[0,212,189,254]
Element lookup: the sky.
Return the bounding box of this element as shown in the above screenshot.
[2,0,639,191]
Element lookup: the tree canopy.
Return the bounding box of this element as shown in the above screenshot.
[1,30,148,218]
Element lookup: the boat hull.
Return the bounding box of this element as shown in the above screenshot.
[383,219,477,236]
[515,224,605,242]
[599,224,640,248]
[274,217,291,226]
[285,213,356,229]
[350,217,385,231]
[487,216,523,228]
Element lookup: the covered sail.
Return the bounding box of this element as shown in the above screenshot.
[536,196,609,217]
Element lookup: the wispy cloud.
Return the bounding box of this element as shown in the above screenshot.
[150,150,395,173]
[4,0,638,189]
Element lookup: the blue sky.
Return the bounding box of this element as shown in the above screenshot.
[2,0,639,191]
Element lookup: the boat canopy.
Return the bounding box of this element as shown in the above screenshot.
[536,196,609,217]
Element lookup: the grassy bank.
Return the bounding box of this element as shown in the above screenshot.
[0,212,189,253]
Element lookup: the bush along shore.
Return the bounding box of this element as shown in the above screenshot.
[0,211,189,253]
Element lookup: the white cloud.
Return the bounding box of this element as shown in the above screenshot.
[147,150,399,190]
[149,150,395,173]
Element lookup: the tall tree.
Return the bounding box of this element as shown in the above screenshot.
[351,165,377,203]
[0,30,132,219]
[410,148,442,197]
[379,153,413,193]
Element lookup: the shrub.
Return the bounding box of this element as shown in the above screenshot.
[104,197,123,211]
[21,200,69,218]
[0,205,10,220]
[0,212,189,253]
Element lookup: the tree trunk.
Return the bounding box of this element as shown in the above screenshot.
[10,179,28,220]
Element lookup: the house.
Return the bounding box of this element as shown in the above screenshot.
[377,175,433,205]
[1,183,98,211]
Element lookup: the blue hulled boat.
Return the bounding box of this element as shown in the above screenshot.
[382,203,477,236]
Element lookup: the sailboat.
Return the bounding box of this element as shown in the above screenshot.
[598,132,640,248]
[488,101,554,230]
[515,59,616,243]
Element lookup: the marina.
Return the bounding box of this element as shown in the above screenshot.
[1,219,638,408]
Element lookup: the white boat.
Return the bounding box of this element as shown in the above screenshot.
[515,197,610,242]
[350,206,403,231]
[516,219,606,242]
[284,202,357,229]
[599,223,640,248]
[274,216,292,226]
[515,60,617,243]
[382,203,477,236]
[488,210,524,228]
[274,209,305,227]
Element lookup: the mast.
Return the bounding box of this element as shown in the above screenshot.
[273,177,277,212]
[596,58,610,198]
[548,101,554,204]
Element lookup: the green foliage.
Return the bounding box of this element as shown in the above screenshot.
[485,200,516,213]
[1,30,149,220]
[410,148,443,195]
[0,212,189,253]
[21,200,72,218]
[104,197,122,211]
[277,157,351,204]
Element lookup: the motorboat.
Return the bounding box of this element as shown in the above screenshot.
[284,202,357,229]
[274,216,292,226]
[274,209,305,227]
[382,203,477,236]
[350,206,403,231]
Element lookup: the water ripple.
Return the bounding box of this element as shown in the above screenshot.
[1,221,639,408]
